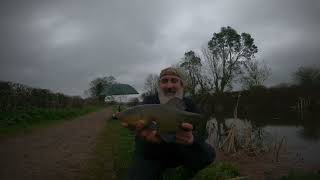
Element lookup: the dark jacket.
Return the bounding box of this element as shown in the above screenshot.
[134,95,208,161]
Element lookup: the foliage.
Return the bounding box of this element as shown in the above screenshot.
[0,106,103,136]
[0,81,87,112]
[0,80,105,136]
[88,76,116,102]
[293,66,320,88]
[193,162,240,180]
[180,51,209,97]
[202,26,258,94]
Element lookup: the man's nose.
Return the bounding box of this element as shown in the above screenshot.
[165,81,175,88]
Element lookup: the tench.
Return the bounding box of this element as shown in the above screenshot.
[116,98,203,135]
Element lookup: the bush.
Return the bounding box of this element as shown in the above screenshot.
[0,106,103,135]
[193,162,240,180]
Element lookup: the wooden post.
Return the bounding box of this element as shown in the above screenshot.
[233,93,241,119]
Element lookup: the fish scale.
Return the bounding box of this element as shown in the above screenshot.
[116,98,203,135]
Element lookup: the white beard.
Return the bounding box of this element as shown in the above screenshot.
[158,87,184,104]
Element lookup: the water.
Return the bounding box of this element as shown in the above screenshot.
[264,125,320,167]
[206,114,320,168]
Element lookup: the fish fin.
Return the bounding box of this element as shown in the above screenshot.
[165,97,186,110]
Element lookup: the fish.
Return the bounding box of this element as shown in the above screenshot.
[116,97,203,135]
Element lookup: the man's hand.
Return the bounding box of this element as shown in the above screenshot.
[176,122,194,145]
[121,120,162,143]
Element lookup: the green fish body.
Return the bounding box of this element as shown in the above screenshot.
[116,98,202,135]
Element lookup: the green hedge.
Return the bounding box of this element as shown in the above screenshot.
[0,106,103,135]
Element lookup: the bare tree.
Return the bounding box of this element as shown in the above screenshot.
[144,74,159,96]
[241,60,271,89]
[293,66,320,88]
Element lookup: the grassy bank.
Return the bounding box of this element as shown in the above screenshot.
[0,106,104,136]
[279,170,320,180]
[85,118,241,180]
[84,118,135,180]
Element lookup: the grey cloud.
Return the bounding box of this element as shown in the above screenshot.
[1,0,319,96]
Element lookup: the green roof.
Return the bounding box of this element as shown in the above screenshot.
[103,83,138,96]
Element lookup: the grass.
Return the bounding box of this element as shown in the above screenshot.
[85,115,241,180]
[83,118,135,180]
[193,162,240,180]
[0,106,105,137]
[279,170,320,180]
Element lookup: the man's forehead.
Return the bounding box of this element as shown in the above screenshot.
[159,75,181,80]
[160,67,182,79]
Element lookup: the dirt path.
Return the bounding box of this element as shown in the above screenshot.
[0,107,112,180]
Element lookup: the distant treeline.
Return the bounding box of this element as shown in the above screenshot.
[200,85,320,117]
[0,81,99,112]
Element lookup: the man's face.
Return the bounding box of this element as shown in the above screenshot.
[159,75,183,97]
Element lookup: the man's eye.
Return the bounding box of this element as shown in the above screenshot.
[161,79,168,83]
[171,78,178,83]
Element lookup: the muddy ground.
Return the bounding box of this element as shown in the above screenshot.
[0,108,112,180]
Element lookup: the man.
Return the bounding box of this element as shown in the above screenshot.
[124,67,215,180]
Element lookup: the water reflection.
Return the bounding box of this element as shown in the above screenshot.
[206,113,320,167]
[299,118,320,141]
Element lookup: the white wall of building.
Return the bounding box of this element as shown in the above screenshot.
[105,94,141,103]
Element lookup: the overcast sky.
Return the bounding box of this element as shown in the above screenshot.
[1,0,319,96]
